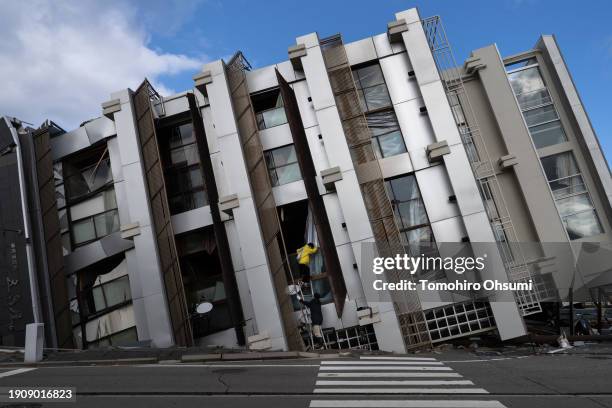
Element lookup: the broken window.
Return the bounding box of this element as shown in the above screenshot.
[176,228,233,338]
[63,147,113,201]
[68,256,135,349]
[277,200,334,311]
[158,120,209,215]
[62,145,120,248]
[352,63,407,159]
[366,110,407,159]
[251,88,288,130]
[264,144,302,187]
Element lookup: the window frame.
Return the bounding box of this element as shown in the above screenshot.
[159,120,209,215]
[264,144,302,187]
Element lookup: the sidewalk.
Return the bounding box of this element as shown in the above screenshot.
[2,340,611,367]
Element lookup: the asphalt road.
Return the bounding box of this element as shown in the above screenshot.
[0,352,610,408]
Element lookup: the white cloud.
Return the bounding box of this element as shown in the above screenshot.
[0,0,206,130]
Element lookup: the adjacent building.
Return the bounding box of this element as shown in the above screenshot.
[1,7,610,352]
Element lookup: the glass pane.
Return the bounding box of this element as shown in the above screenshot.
[261,107,287,129]
[191,190,208,208]
[529,120,567,148]
[541,152,579,181]
[61,232,71,255]
[169,123,194,149]
[356,64,385,88]
[109,327,138,346]
[276,163,302,185]
[187,167,203,189]
[72,218,96,244]
[103,189,117,210]
[403,227,436,256]
[270,145,297,167]
[268,169,279,187]
[363,84,392,111]
[516,89,552,110]
[366,110,400,137]
[387,175,420,202]
[170,144,199,166]
[356,89,367,112]
[563,210,603,240]
[550,175,586,199]
[56,184,66,208]
[94,210,119,237]
[92,286,106,311]
[377,131,406,158]
[102,276,132,309]
[256,112,266,130]
[508,67,545,96]
[397,200,428,228]
[556,193,593,218]
[524,105,558,127]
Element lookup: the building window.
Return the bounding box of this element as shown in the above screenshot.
[69,190,119,247]
[384,175,437,259]
[366,110,406,159]
[353,63,407,159]
[62,146,120,249]
[424,301,495,342]
[264,144,302,187]
[252,88,288,130]
[176,228,233,338]
[506,63,567,148]
[68,257,135,349]
[541,152,603,239]
[353,64,392,112]
[159,121,209,215]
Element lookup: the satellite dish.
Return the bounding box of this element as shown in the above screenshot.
[195,302,213,314]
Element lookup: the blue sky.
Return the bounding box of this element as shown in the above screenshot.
[151,0,612,163]
[1,0,610,163]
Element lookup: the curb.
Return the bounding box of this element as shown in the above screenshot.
[0,357,158,368]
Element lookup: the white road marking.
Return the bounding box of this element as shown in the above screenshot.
[318,372,462,378]
[359,356,437,361]
[0,368,36,378]
[313,387,489,394]
[322,361,443,366]
[310,400,506,407]
[319,366,453,371]
[316,380,474,386]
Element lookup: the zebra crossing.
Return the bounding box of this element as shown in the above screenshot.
[309,355,507,407]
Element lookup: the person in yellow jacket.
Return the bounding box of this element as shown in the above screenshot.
[296,242,318,286]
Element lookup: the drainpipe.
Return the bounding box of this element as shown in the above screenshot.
[6,117,43,324]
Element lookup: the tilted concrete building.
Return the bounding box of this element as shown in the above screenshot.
[1,7,610,351]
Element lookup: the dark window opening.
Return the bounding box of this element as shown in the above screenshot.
[277,200,333,310]
[176,228,232,338]
[251,88,288,130]
[158,121,209,215]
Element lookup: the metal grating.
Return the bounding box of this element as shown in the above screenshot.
[421,16,541,316]
[132,80,193,346]
[319,34,431,350]
[32,126,74,348]
[225,53,303,351]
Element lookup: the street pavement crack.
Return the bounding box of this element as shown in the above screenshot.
[217,373,230,394]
